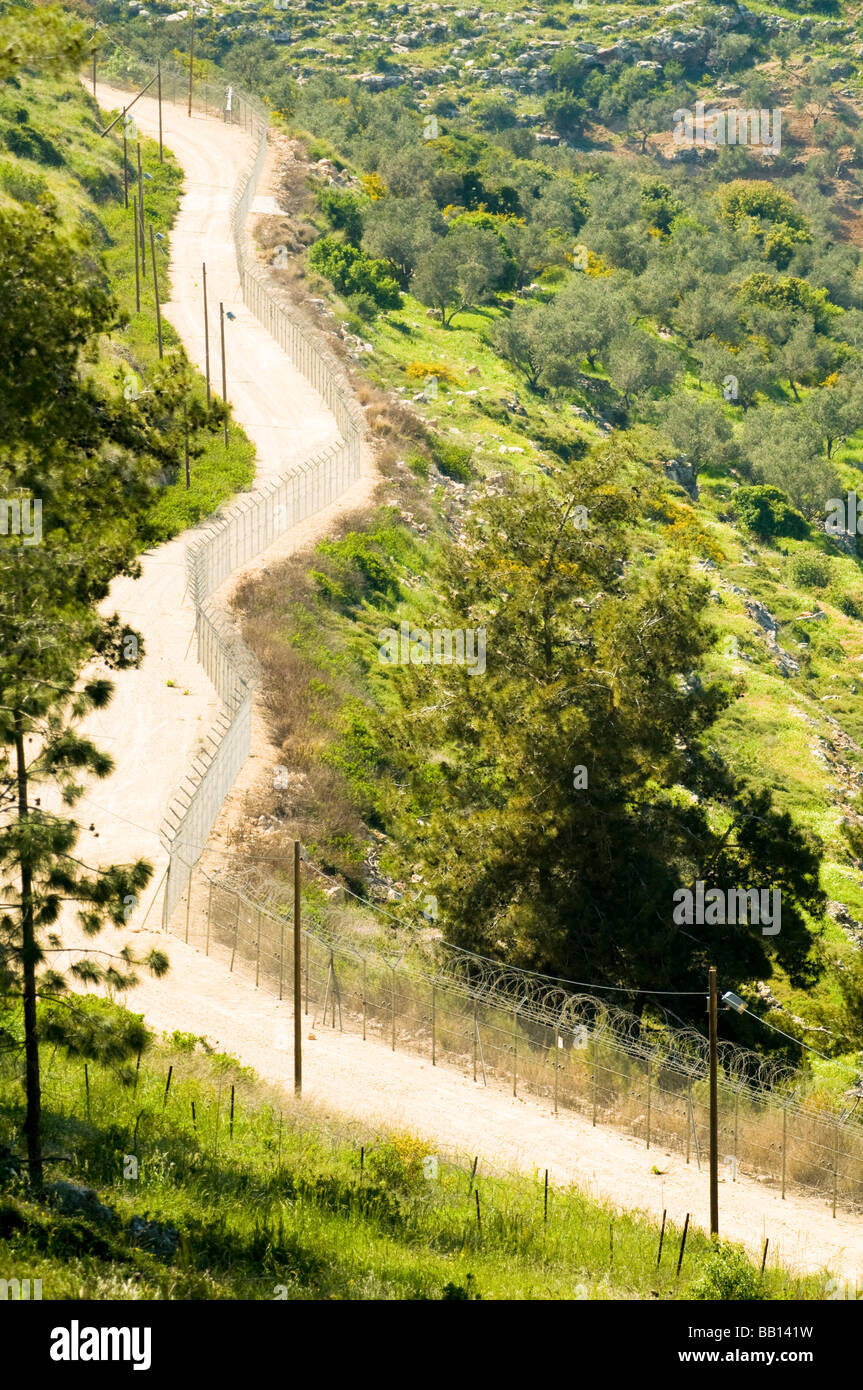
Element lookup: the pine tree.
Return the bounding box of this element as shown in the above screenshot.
[377,445,824,1022]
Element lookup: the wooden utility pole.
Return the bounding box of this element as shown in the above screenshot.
[188,6,196,117]
[709,965,719,1237]
[293,841,302,1095]
[202,263,211,406]
[219,301,228,446]
[138,195,147,275]
[122,108,128,208]
[136,141,144,234]
[150,225,163,358]
[132,195,140,312]
[157,61,163,162]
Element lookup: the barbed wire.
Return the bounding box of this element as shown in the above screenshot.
[209,864,809,1100]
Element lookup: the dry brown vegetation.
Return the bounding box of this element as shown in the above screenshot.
[231,522,372,876]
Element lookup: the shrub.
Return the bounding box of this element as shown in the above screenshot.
[429,436,473,482]
[836,592,863,621]
[2,122,63,166]
[366,1134,432,1192]
[407,450,429,479]
[308,234,401,311]
[317,187,365,245]
[690,1241,765,1301]
[405,361,460,385]
[0,160,49,203]
[732,485,808,539]
[77,161,122,203]
[786,551,831,590]
[316,530,401,608]
[347,292,379,322]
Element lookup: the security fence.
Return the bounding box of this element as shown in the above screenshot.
[88,51,365,925]
[164,861,863,1218]
[95,52,863,1219]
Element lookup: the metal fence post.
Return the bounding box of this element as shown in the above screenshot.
[646,1057,651,1150]
[278,907,285,1001]
[205,878,213,956]
[229,891,239,972]
[781,1106,787,1199]
[431,980,436,1065]
[553,1025,559,1115]
[184,861,192,944]
[592,1035,598,1127]
[255,905,262,987]
[733,1089,739,1178]
[512,1008,518,1098]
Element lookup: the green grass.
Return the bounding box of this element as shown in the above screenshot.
[0,998,828,1301]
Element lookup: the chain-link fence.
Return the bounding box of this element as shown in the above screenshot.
[93,51,863,1220]
[87,52,365,926]
[163,863,863,1218]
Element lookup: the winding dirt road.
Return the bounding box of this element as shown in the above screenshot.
[66,88,373,926]
[60,87,863,1293]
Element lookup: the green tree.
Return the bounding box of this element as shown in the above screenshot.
[550,274,626,370]
[658,394,736,472]
[489,302,573,392]
[803,377,863,458]
[309,234,402,311]
[606,328,680,404]
[0,548,167,1187]
[411,225,508,327]
[362,196,444,288]
[543,91,589,140]
[741,407,840,515]
[0,191,178,1184]
[376,454,823,1009]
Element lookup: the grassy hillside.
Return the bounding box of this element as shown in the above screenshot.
[0,996,826,1300]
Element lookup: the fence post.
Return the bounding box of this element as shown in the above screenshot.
[278,907,285,1001]
[512,1008,518,1098]
[205,878,213,956]
[431,980,436,1066]
[229,891,239,972]
[734,1089,739,1178]
[255,904,262,987]
[553,1025,559,1115]
[473,1002,478,1084]
[832,1122,839,1219]
[390,965,396,1051]
[646,1057,651,1150]
[184,861,192,944]
[592,1035,598,1127]
[781,1106,787,1199]
[362,958,367,1041]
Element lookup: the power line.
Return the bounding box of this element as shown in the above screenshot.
[728,998,860,1076]
[299,857,706,997]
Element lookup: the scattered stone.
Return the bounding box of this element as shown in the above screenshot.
[127,1216,180,1259]
[663,459,698,500]
[45,1181,115,1227]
